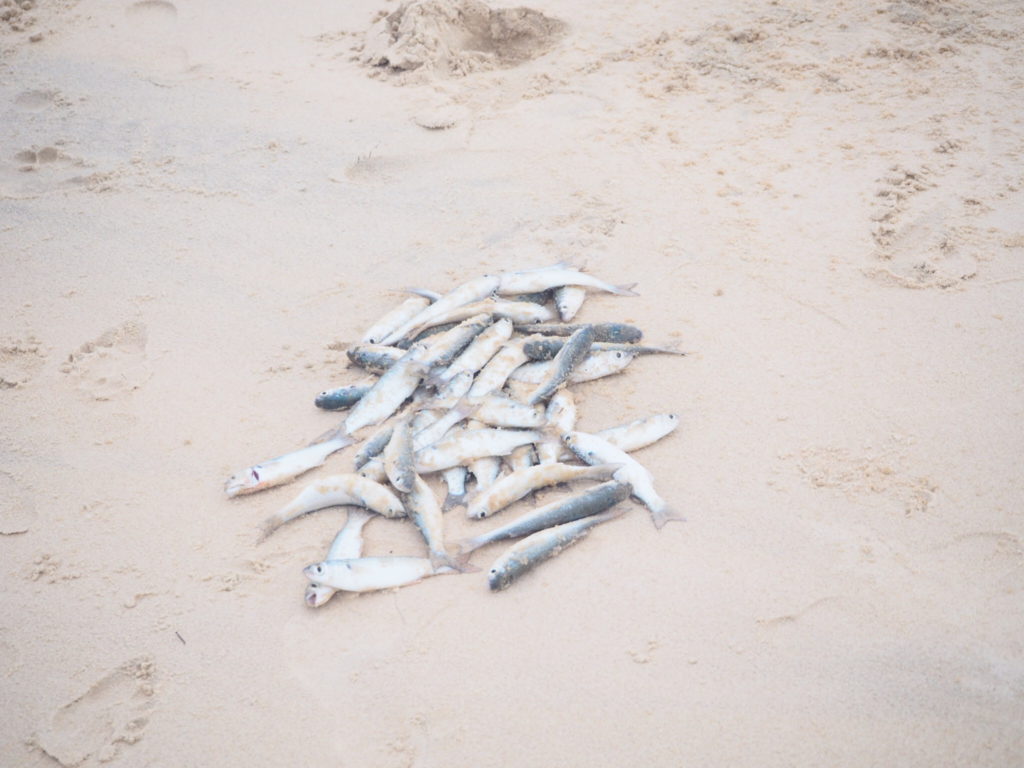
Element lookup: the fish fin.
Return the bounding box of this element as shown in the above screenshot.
[402,287,441,302]
[652,506,685,529]
[432,551,477,574]
[256,515,283,543]
[442,493,465,513]
[610,282,640,297]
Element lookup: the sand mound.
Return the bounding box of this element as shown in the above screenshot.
[362,0,566,76]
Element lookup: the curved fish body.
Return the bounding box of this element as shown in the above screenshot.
[347,344,405,374]
[496,264,638,297]
[421,313,493,368]
[469,342,529,396]
[597,413,680,453]
[433,318,513,386]
[415,428,542,473]
[554,285,586,321]
[404,474,460,570]
[381,275,501,346]
[304,557,445,593]
[344,344,431,434]
[305,508,373,608]
[514,322,643,343]
[460,480,631,556]
[469,454,502,493]
[487,508,625,591]
[538,390,577,464]
[467,462,621,519]
[361,296,431,344]
[525,325,595,405]
[225,433,352,497]
[261,473,406,540]
[383,415,415,493]
[315,385,370,411]
[563,431,682,529]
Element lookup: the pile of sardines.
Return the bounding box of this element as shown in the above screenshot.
[225,263,685,605]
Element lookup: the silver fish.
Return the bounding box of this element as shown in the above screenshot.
[563,430,683,529]
[525,325,595,405]
[304,556,452,593]
[554,285,586,321]
[260,473,406,540]
[225,429,352,498]
[381,275,501,345]
[344,344,431,434]
[459,480,631,556]
[488,507,626,591]
[360,296,431,345]
[383,414,416,493]
[496,263,638,296]
[466,462,621,520]
[514,322,643,343]
[305,508,374,608]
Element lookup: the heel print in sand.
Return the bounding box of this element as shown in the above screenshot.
[60,322,151,401]
[33,657,156,767]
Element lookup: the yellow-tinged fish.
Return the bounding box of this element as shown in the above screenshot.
[260,473,405,541]
[305,508,374,608]
[225,430,352,498]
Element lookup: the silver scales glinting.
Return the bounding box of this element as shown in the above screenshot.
[224,262,687,604]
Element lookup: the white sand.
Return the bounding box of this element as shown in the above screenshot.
[2,0,1023,765]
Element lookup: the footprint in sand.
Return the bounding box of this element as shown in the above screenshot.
[0,336,46,389]
[34,657,157,767]
[0,470,36,535]
[60,322,151,402]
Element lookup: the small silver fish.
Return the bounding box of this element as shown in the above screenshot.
[487,507,626,591]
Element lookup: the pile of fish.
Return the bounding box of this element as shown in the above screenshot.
[225,263,686,606]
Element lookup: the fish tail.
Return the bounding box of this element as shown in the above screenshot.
[442,492,466,512]
[610,282,640,297]
[652,506,685,529]
[433,550,477,574]
[256,515,284,543]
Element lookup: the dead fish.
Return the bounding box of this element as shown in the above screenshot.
[523,339,684,361]
[524,325,595,405]
[554,285,586,321]
[563,430,683,529]
[260,473,406,540]
[510,349,637,386]
[420,313,493,368]
[381,274,501,346]
[465,393,546,429]
[430,317,513,388]
[353,422,395,470]
[597,413,680,453]
[346,343,405,374]
[537,390,577,464]
[344,344,431,434]
[305,508,374,608]
[514,322,643,343]
[225,428,353,498]
[403,474,462,571]
[315,384,371,411]
[467,462,621,520]
[414,428,542,473]
[304,556,453,593]
[458,480,632,557]
[383,414,416,493]
[360,296,431,345]
[469,341,530,396]
[507,443,536,473]
[487,507,626,591]
[496,263,638,296]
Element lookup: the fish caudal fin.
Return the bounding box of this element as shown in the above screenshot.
[611,282,640,297]
[651,506,685,529]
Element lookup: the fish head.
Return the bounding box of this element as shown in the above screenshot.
[224,466,264,497]
[303,562,327,581]
[487,566,511,592]
[304,583,335,608]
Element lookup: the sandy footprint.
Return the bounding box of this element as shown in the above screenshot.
[33,657,157,767]
[60,322,151,402]
[0,470,36,534]
[0,335,46,389]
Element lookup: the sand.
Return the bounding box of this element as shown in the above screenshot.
[2,0,1023,765]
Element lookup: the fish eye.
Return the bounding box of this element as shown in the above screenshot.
[251,469,261,482]
[615,352,623,358]
[315,565,323,574]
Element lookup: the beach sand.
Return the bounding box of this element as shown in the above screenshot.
[2,0,1023,765]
